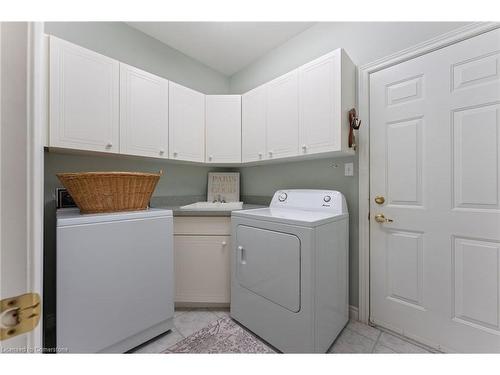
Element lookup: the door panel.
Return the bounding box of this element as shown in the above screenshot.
[386,230,424,309]
[451,52,500,90]
[386,75,423,106]
[386,118,423,206]
[235,225,301,312]
[452,103,499,209]
[453,237,500,331]
[370,28,500,352]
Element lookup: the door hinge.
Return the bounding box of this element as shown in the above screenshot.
[1,293,41,341]
[368,212,370,220]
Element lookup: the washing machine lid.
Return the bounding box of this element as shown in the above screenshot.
[57,208,173,226]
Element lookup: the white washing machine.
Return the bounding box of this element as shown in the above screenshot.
[57,208,174,353]
[230,189,349,353]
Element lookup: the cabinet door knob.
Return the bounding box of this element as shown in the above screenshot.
[258,152,263,158]
[173,151,178,157]
[302,144,307,151]
[106,142,113,148]
[159,149,165,155]
[268,151,273,157]
[208,155,213,161]
[221,241,227,246]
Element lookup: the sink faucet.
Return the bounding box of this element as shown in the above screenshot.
[212,195,226,203]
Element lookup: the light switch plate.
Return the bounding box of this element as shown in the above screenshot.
[344,162,354,176]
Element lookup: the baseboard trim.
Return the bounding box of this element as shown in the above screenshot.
[175,302,230,309]
[349,305,359,321]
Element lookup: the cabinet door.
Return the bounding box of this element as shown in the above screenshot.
[205,95,241,163]
[266,70,299,159]
[299,51,340,155]
[120,64,169,158]
[49,36,119,153]
[242,86,267,162]
[174,235,231,304]
[168,82,205,162]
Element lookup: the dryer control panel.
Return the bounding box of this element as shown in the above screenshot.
[270,189,348,215]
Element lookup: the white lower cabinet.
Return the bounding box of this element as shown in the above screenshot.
[173,217,231,305]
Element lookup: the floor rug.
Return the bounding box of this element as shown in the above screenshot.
[164,317,276,353]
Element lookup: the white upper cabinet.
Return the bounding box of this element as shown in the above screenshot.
[168,82,206,163]
[205,95,242,163]
[266,70,299,159]
[119,63,169,158]
[242,86,267,163]
[298,49,355,155]
[48,37,355,165]
[50,36,119,153]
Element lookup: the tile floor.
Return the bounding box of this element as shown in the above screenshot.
[131,308,433,354]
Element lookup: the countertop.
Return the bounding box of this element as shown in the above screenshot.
[152,204,266,217]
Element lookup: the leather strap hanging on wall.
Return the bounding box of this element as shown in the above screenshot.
[348,108,361,150]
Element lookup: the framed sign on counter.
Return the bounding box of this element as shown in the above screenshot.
[207,172,240,202]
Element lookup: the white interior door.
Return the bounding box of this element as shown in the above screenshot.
[0,22,44,353]
[370,29,500,352]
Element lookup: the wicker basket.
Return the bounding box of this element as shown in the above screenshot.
[56,171,162,214]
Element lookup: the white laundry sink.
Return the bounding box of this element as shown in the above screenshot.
[180,201,244,211]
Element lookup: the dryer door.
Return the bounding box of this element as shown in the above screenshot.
[235,225,301,312]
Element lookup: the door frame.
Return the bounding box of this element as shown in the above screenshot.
[357,21,500,324]
[27,21,47,351]
[0,22,46,351]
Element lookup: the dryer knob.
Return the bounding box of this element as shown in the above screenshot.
[323,195,331,203]
[278,192,288,202]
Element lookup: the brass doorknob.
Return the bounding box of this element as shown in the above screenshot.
[374,195,385,205]
[374,213,394,223]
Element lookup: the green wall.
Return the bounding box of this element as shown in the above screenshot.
[45,22,230,94]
